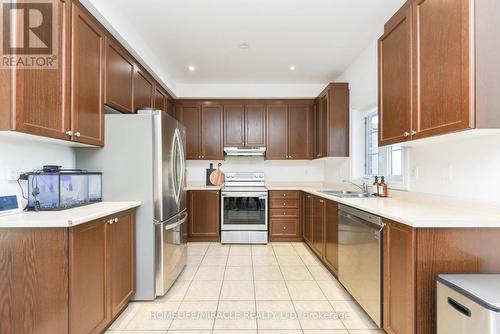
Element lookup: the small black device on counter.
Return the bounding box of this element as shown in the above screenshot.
[206,163,216,186]
[26,167,102,211]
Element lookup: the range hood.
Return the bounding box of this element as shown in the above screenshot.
[224,146,266,157]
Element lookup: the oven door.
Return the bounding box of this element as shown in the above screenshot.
[221,192,268,231]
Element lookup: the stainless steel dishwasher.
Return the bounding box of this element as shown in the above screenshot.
[338,204,385,327]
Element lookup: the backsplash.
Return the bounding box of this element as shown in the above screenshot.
[186,157,339,184]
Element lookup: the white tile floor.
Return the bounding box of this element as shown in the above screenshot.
[107,242,382,334]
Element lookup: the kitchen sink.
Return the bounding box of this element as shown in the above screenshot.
[319,190,374,198]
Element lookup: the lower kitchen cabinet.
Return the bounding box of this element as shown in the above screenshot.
[0,208,136,334]
[269,191,302,241]
[323,200,339,275]
[383,219,416,334]
[70,209,135,334]
[303,193,314,245]
[311,196,325,257]
[188,190,220,241]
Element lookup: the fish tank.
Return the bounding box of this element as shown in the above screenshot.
[27,172,102,210]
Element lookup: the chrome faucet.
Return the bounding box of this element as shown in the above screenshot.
[342,179,369,193]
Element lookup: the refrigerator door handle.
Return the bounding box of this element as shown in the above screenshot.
[172,128,185,208]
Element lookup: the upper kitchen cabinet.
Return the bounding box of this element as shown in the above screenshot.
[153,86,167,112]
[70,3,105,146]
[105,39,135,113]
[201,104,224,160]
[289,103,313,160]
[176,102,224,160]
[0,0,71,141]
[166,98,175,118]
[314,83,350,158]
[378,2,412,146]
[223,103,266,147]
[266,104,288,159]
[245,104,266,146]
[266,101,314,160]
[379,0,500,146]
[133,68,154,111]
[223,104,245,146]
[176,103,202,159]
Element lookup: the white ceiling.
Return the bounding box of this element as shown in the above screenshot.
[85,0,404,92]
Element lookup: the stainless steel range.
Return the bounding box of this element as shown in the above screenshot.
[221,172,268,244]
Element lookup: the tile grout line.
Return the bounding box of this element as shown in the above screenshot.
[250,244,258,332]
[167,242,208,332]
[272,243,303,333]
[212,243,230,333]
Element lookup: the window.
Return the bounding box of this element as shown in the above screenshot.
[364,112,379,176]
[364,111,407,188]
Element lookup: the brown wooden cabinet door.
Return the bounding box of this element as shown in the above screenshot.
[303,194,313,245]
[133,69,153,111]
[378,2,412,146]
[245,104,266,146]
[324,200,338,275]
[201,104,223,160]
[71,4,105,146]
[188,190,220,241]
[166,98,175,118]
[315,95,328,158]
[288,104,313,159]
[69,219,108,334]
[105,40,134,113]
[312,197,325,257]
[9,0,71,140]
[177,104,201,159]
[108,211,135,318]
[266,104,288,159]
[0,229,69,334]
[383,220,415,334]
[224,104,245,146]
[412,0,473,139]
[153,87,167,112]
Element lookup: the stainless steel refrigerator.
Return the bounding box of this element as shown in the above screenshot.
[75,109,187,300]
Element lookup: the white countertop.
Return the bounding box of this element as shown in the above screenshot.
[0,201,141,228]
[267,183,500,228]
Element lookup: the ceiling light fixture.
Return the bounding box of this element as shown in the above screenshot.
[188,65,195,71]
[289,65,296,71]
[239,42,249,49]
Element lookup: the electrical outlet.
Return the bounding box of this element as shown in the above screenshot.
[411,167,419,179]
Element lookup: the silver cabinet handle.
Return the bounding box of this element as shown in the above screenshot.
[107,218,114,225]
[283,226,287,230]
[75,132,81,137]
[283,202,286,206]
[114,217,118,223]
[65,130,73,136]
[282,212,286,215]
[319,200,324,203]
[403,131,410,137]
[411,130,417,135]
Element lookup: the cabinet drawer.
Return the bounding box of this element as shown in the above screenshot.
[270,198,300,209]
[270,208,300,218]
[271,219,299,237]
[269,191,300,199]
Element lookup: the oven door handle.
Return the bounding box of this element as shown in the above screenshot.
[221,192,268,198]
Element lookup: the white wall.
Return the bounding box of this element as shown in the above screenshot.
[0,136,75,203]
[187,157,328,184]
[176,84,326,99]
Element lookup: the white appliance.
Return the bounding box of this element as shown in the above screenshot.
[76,108,187,300]
[221,172,268,244]
[437,274,500,334]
